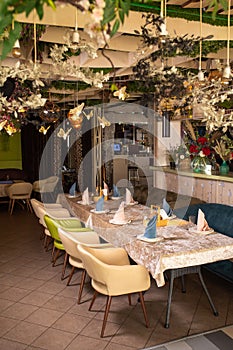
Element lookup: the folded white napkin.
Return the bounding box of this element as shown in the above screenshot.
[113,201,126,223]
[103,181,108,197]
[82,187,89,205]
[197,209,210,231]
[125,188,135,205]
[86,214,93,229]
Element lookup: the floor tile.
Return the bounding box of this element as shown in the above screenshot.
[65,334,108,350]
[25,307,63,327]
[0,317,20,337]
[3,320,46,345]
[0,287,31,302]
[52,312,92,333]
[1,302,38,320]
[0,338,27,350]
[32,328,76,350]
[20,291,54,307]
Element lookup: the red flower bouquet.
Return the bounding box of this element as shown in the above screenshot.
[189,136,212,158]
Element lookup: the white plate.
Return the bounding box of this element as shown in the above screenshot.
[126,201,138,206]
[137,234,164,243]
[90,209,110,214]
[77,200,94,205]
[111,196,123,200]
[109,219,130,225]
[188,227,214,235]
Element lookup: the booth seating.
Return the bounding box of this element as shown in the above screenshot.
[174,203,233,284]
[0,168,28,182]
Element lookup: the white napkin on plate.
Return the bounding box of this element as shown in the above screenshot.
[125,188,135,205]
[197,209,210,231]
[82,187,89,205]
[113,202,126,223]
[103,181,108,197]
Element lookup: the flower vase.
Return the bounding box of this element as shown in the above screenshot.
[219,161,229,175]
[191,156,210,174]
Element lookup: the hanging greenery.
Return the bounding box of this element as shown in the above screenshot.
[131,1,232,26]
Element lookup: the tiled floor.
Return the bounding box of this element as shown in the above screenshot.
[0,204,233,350]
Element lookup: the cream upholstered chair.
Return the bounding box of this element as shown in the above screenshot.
[77,244,151,337]
[30,198,63,220]
[36,205,71,250]
[58,228,112,304]
[32,176,59,201]
[6,182,33,215]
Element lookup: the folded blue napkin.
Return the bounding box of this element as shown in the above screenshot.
[96,195,104,211]
[113,184,120,197]
[69,182,76,196]
[144,215,157,239]
[162,198,173,217]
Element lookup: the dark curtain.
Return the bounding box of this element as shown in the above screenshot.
[21,124,54,183]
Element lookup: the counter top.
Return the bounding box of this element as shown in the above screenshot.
[150,166,233,183]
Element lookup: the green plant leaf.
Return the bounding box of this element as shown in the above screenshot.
[111,19,120,36]
[1,21,22,60]
[119,9,125,24]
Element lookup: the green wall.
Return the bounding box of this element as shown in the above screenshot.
[0,132,22,169]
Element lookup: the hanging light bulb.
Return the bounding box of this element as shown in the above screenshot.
[222,0,231,82]
[198,0,205,82]
[12,39,21,58]
[159,0,168,45]
[70,9,79,53]
[72,30,79,44]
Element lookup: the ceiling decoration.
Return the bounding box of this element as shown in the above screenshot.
[0,0,233,135]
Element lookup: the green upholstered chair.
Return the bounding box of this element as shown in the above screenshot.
[44,215,94,280]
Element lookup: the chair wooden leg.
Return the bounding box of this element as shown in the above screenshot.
[138,291,149,328]
[51,246,56,262]
[61,252,68,280]
[67,266,75,286]
[101,296,112,338]
[9,199,15,215]
[26,199,33,213]
[8,199,12,213]
[89,290,98,311]
[128,294,132,305]
[52,248,60,266]
[77,270,87,304]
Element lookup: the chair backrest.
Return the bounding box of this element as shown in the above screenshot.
[58,228,101,259]
[7,182,33,199]
[44,215,87,243]
[30,198,63,218]
[43,176,59,192]
[33,176,59,193]
[77,245,130,283]
[44,215,62,243]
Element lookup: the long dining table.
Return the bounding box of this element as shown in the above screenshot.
[58,193,233,326]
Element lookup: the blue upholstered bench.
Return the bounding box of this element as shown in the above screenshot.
[174,203,233,284]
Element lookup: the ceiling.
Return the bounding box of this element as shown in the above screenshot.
[1,1,233,104]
